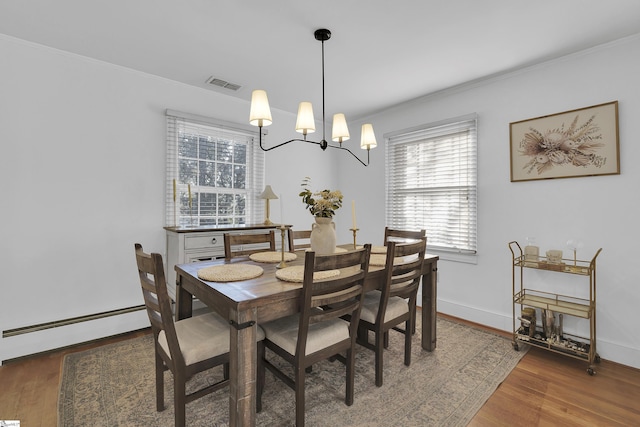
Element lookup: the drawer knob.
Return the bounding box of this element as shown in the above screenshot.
[211,237,217,244]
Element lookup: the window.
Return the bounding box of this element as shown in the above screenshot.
[385,114,477,259]
[166,110,265,227]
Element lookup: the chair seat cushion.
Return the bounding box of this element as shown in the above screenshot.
[359,290,409,324]
[159,312,265,366]
[261,314,350,356]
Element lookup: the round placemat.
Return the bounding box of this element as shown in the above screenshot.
[355,245,387,253]
[249,251,297,263]
[305,247,348,254]
[275,265,341,283]
[370,254,408,266]
[197,264,264,282]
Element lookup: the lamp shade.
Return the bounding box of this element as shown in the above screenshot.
[331,113,350,142]
[249,90,273,127]
[360,123,377,149]
[295,102,316,135]
[260,185,278,200]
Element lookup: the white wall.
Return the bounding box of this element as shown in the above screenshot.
[338,35,640,369]
[0,35,334,362]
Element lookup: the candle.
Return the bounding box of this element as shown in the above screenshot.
[188,184,192,208]
[351,200,357,229]
[173,179,176,202]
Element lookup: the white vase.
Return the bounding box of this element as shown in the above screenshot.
[310,217,336,255]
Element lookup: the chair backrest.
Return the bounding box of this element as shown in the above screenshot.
[288,229,312,252]
[134,243,185,366]
[296,245,372,358]
[223,231,276,260]
[383,227,426,245]
[378,238,427,322]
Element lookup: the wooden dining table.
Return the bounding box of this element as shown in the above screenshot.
[174,247,439,426]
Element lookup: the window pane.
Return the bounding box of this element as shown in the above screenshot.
[199,136,216,160]
[198,160,215,187]
[216,163,233,188]
[234,165,246,189]
[200,192,216,216]
[179,159,197,185]
[178,134,198,158]
[235,143,247,164]
[217,140,233,162]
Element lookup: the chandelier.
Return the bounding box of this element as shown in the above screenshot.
[249,28,377,167]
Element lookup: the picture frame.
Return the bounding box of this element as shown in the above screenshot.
[510,101,619,182]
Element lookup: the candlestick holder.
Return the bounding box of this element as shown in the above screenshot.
[277,226,288,269]
[350,228,359,249]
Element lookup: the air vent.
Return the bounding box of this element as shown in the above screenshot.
[205,76,241,91]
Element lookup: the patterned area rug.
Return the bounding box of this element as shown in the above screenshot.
[58,317,526,426]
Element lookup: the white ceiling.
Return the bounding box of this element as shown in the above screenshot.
[2,0,640,120]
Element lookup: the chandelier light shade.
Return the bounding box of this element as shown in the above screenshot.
[295,102,316,136]
[360,123,377,149]
[332,113,350,143]
[249,89,272,127]
[248,28,376,166]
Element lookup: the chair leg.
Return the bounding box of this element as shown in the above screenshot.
[155,351,165,411]
[295,365,306,427]
[375,330,384,387]
[174,373,187,427]
[346,348,355,406]
[383,330,390,349]
[411,309,417,335]
[404,319,412,366]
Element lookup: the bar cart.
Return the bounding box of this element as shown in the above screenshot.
[509,241,602,375]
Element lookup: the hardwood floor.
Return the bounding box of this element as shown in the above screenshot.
[1,316,639,426]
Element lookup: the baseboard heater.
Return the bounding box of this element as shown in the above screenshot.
[2,305,146,338]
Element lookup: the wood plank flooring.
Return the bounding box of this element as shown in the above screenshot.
[1,316,639,426]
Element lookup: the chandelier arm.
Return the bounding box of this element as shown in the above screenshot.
[325,143,370,167]
[257,128,324,151]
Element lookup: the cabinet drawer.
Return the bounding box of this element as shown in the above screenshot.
[185,233,224,251]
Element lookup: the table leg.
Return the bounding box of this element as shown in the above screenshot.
[421,261,438,351]
[229,307,258,427]
[175,275,193,321]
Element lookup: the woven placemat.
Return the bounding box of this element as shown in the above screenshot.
[355,245,387,253]
[197,264,264,282]
[275,265,340,283]
[370,254,409,266]
[249,251,297,263]
[305,247,348,254]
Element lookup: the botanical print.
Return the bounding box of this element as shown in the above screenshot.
[519,114,605,175]
[510,101,619,182]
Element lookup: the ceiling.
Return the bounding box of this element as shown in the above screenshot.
[2,0,640,121]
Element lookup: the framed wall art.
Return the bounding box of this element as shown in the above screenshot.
[510,101,619,182]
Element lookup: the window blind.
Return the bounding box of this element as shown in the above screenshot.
[385,114,477,254]
[166,110,265,227]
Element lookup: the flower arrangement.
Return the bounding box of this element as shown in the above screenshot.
[299,177,343,218]
[520,114,606,175]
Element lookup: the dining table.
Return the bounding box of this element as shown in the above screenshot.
[174,246,439,426]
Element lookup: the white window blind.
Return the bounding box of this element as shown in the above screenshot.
[385,114,477,255]
[166,110,265,227]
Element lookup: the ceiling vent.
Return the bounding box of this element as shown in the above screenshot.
[206,76,241,91]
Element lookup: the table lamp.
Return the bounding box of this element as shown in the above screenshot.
[260,185,278,225]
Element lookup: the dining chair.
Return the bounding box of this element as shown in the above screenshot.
[356,238,426,387]
[134,243,265,427]
[383,227,426,334]
[258,244,372,427]
[383,226,426,245]
[287,229,312,252]
[223,230,276,260]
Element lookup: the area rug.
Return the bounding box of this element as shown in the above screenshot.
[58,317,526,426]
